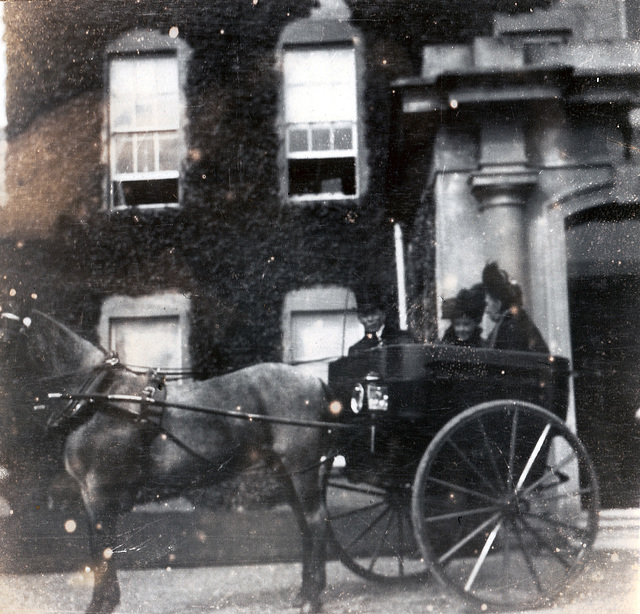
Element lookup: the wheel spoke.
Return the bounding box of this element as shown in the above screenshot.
[368,507,394,572]
[513,517,545,594]
[422,504,501,524]
[479,419,505,490]
[438,512,502,564]
[328,498,385,521]
[396,509,407,576]
[521,510,589,537]
[533,487,594,503]
[327,479,388,497]
[516,423,551,491]
[446,437,501,495]
[520,452,576,498]
[464,518,503,592]
[426,476,499,505]
[345,503,391,550]
[516,514,576,568]
[508,408,519,491]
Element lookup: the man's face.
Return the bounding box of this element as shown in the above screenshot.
[485,294,503,323]
[453,316,475,341]
[358,308,385,334]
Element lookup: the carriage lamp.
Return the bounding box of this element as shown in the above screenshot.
[365,373,389,412]
[366,383,389,411]
[351,383,365,413]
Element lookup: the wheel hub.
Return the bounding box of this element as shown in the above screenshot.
[501,493,530,517]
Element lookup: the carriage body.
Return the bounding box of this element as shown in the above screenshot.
[327,343,570,486]
[325,342,599,608]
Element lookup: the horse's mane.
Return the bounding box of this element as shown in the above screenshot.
[29,309,107,379]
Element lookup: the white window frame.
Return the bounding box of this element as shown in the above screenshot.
[98,292,191,374]
[281,286,361,382]
[283,45,359,201]
[106,31,187,210]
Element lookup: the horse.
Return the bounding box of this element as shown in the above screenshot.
[3,308,333,613]
[0,307,107,517]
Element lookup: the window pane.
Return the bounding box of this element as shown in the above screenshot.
[111,105,133,132]
[110,55,180,132]
[113,134,134,174]
[136,134,155,173]
[113,178,178,208]
[334,127,353,150]
[288,128,309,152]
[311,128,331,151]
[291,311,362,362]
[284,47,356,123]
[288,157,356,196]
[110,316,182,369]
[158,132,180,171]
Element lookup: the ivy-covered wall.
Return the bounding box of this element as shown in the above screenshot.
[0,0,550,373]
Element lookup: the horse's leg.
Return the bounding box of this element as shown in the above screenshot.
[268,453,327,613]
[66,464,127,614]
[83,500,121,614]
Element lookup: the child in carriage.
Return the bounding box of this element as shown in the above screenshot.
[441,284,485,347]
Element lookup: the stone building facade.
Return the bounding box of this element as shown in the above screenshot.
[0,0,638,508]
[394,0,640,508]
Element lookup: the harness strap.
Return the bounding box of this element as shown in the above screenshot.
[48,392,352,430]
[47,366,113,430]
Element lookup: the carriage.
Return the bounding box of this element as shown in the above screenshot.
[323,340,600,609]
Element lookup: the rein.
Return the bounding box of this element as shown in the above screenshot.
[47,391,355,431]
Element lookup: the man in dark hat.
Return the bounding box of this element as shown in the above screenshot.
[348,291,388,356]
[441,284,485,347]
[482,262,549,353]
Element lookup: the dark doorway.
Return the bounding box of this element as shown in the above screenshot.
[567,206,640,509]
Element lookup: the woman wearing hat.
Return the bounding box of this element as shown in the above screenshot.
[441,284,485,347]
[482,262,549,353]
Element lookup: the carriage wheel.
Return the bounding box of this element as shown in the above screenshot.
[411,400,599,609]
[322,457,428,583]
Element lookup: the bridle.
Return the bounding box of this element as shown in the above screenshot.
[0,310,31,328]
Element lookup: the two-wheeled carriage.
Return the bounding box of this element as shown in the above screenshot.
[4,307,599,612]
[324,341,600,609]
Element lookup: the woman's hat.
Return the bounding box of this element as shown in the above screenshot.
[482,262,520,307]
[442,284,485,322]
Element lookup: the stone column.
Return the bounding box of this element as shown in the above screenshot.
[470,165,538,293]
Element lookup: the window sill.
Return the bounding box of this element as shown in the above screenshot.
[288,193,358,204]
[109,202,181,212]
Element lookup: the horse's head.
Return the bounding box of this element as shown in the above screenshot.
[0,308,108,437]
[25,310,107,380]
[0,300,30,348]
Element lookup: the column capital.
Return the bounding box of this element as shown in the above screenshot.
[470,165,538,211]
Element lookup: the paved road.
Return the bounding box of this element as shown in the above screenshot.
[0,502,638,613]
[0,549,637,614]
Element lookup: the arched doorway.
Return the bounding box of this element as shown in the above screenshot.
[566,204,640,509]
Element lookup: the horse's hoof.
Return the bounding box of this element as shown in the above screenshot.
[86,595,120,613]
[300,600,322,614]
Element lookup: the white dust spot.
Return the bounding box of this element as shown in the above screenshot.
[64,519,77,533]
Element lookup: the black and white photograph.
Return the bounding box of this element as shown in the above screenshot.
[0,1,638,612]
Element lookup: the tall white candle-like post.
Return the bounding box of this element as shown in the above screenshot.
[394,223,408,331]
